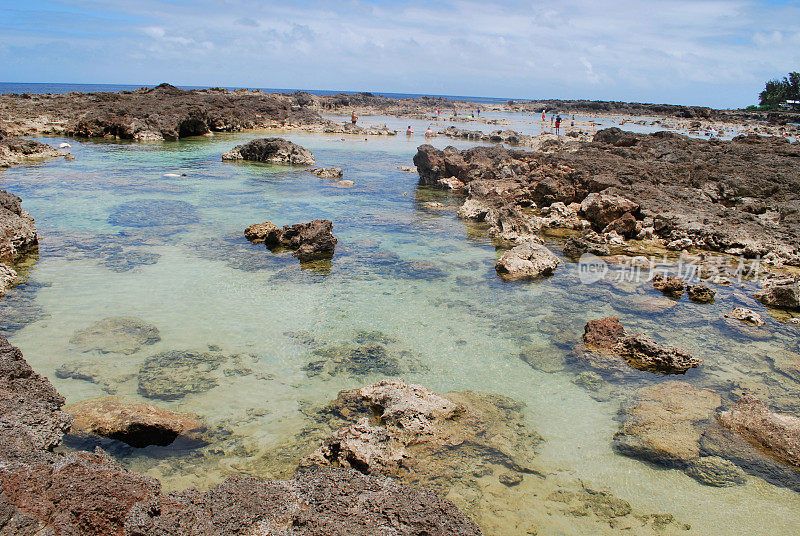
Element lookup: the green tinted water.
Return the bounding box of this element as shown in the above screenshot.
[1,121,798,535]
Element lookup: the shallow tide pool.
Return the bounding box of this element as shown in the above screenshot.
[1,119,799,535]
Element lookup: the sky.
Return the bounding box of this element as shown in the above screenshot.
[0,0,798,108]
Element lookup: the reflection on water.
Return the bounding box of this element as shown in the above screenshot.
[1,117,799,535]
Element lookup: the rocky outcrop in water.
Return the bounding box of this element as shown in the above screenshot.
[754,277,800,310]
[581,317,702,375]
[300,379,540,487]
[0,133,59,167]
[222,137,315,165]
[0,190,38,260]
[437,126,533,146]
[495,241,559,280]
[0,335,482,535]
[0,84,322,141]
[245,219,338,261]
[65,396,206,448]
[310,167,344,179]
[414,129,800,265]
[718,395,800,469]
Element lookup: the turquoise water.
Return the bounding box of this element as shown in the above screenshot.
[1,120,799,535]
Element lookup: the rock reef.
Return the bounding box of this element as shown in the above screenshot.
[414,128,800,265]
[0,334,482,535]
[222,137,315,165]
[245,219,337,261]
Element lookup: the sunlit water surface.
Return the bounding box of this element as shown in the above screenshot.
[1,115,799,535]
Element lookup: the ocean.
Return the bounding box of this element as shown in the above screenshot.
[0,82,512,104]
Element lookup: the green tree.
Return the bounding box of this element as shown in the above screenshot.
[759,72,800,107]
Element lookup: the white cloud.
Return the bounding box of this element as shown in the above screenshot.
[2,0,799,107]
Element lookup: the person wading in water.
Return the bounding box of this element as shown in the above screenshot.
[351,110,358,125]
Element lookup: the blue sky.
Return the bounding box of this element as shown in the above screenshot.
[1,0,798,108]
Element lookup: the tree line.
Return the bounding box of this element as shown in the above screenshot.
[757,72,799,109]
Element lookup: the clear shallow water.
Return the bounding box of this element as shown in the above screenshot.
[1,118,799,535]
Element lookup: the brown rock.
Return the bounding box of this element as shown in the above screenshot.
[687,284,715,303]
[221,137,315,165]
[281,219,338,261]
[652,273,686,297]
[614,333,702,374]
[495,242,559,280]
[65,396,206,448]
[580,193,639,230]
[244,221,282,245]
[583,317,625,348]
[613,381,721,465]
[718,395,800,469]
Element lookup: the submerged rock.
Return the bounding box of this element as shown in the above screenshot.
[613,382,721,467]
[310,166,344,179]
[684,456,747,487]
[69,316,161,355]
[583,317,625,348]
[495,241,559,280]
[303,343,423,378]
[65,396,206,448]
[725,307,765,326]
[301,379,541,485]
[138,350,224,400]
[108,199,199,229]
[718,395,800,469]
[222,137,315,165]
[55,360,131,394]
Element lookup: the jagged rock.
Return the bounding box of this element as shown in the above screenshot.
[754,283,800,310]
[0,336,481,536]
[299,379,541,489]
[652,273,686,297]
[718,395,800,469]
[0,263,16,296]
[580,318,701,375]
[243,221,282,245]
[602,212,638,238]
[613,381,721,467]
[580,193,639,231]
[138,350,224,400]
[65,396,206,448]
[495,242,558,280]
[310,167,344,179]
[687,284,715,303]
[562,234,611,259]
[725,307,765,326]
[222,138,315,165]
[613,333,701,374]
[69,317,161,355]
[583,317,625,348]
[593,127,639,147]
[280,219,338,261]
[0,189,38,259]
[0,136,59,167]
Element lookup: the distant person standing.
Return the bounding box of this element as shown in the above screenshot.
[555,115,562,135]
[542,109,546,121]
[351,110,358,125]
[406,125,414,136]
[477,107,481,116]
[425,126,434,137]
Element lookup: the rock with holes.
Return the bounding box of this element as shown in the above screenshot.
[495,241,559,280]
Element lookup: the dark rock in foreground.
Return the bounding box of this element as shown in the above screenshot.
[0,189,38,260]
[222,137,315,165]
[0,334,483,535]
